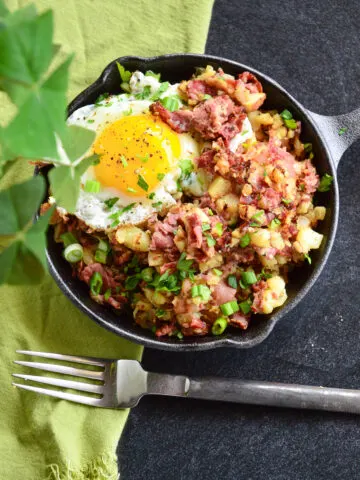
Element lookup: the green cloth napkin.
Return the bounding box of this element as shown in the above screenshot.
[0,1,214,478]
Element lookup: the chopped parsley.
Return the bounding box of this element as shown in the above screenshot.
[151,82,170,101]
[338,127,348,136]
[145,70,161,81]
[95,92,109,105]
[179,159,194,177]
[135,85,152,100]
[318,173,333,192]
[148,192,156,200]
[116,62,132,83]
[104,197,119,209]
[157,173,165,181]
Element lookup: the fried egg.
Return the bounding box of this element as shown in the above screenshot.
[66,77,200,230]
[62,71,253,231]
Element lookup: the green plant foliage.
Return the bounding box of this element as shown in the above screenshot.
[0,176,53,284]
[0,3,97,285]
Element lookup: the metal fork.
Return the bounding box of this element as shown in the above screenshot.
[12,350,360,413]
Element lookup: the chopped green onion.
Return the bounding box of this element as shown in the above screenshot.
[220,301,239,316]
[160,96,181,112]
[227,275,237,289]
[123,107,132,116]
[191,285,211,302]
[213,268,222,276]
[211,317,228,335]
[280,109,293,120]
[250,210,265,225]
[109,203,136,227]
[95,93,109,105]
[97,238,110,253]
[214,222,223,236]
[60,232,77,247]
[284,118,297,130]
[177,331,184,340]
[241,271,257,287]
[116,62,131,83]
[338,127,347,136]
[127,187,137,193]
[239,299,252,315]
[304,253,312,264]
[202,223,211,232]
[282,198,292,205]
[157,173,165,181]
[141,268,154,283]
[104,197,119,209]
[179,159,194,177]
[120,155,128,167]
[318,173,333,192]
[151,325,157,334]
[205,233,216,247]
[94,249,107,264]
[148,192,155,200]
[303,143,313,153]
[240,233,251,248]
[63,243,83,263]
[152,202,163,208]
[87,119,95,124]
[84,180,100,193]
[208,209,214,216]
[104,289,111,301]
[203,94,212,100]
[156,309,166,317]
[270,218,281,229]
[145,70,161,81]
[90,271,103,295]
[137,174,149,192]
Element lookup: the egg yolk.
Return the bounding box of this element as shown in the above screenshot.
[93,114,181,196]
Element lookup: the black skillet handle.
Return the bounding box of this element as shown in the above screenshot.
[307,107,360,170]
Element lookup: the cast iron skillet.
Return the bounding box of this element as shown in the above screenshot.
[46,54,360,351]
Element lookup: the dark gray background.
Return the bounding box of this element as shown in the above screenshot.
[118,0,360,478]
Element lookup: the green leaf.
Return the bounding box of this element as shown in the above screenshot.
[49,155,96,212]
[0,8,52,86]
[0,0,9,18]
[60,124,96,163]
[0,176,53,285]
[116,62,131,83]
[318,173,333,192]
[0,175,45,235]
[2,55,73,160]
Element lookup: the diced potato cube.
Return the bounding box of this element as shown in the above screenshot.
[251,229,271,248]
[115,226,150,252]
[261,276,287,314]
[199,253,223,273]
[297,200,311,214]
[270,231,285,250]
[216,193,239,224]
[314,206,326,221]
[242,183,253,196]
[296,216,311,229]
[208,176,232,199]
[144,288,167,306]
[296,227,323,253]
[148,251,164,266]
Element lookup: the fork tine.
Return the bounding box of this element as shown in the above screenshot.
[13,361,104,380]
[12,374,104,394]
[12,382,103,407]
[16,350,106,367]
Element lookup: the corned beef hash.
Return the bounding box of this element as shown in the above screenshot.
[42,65,332,339]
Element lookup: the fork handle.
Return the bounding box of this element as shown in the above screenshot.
[187,378,360,414]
